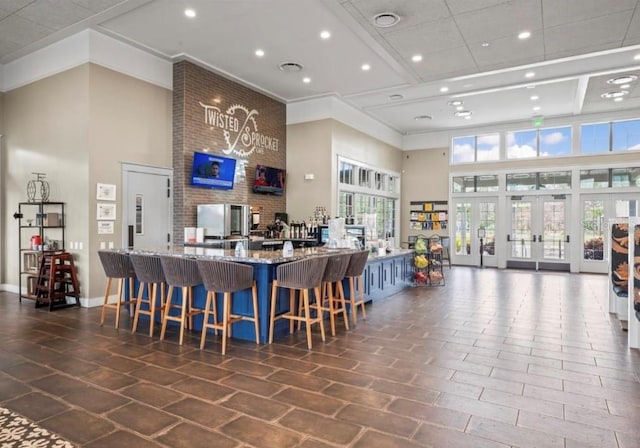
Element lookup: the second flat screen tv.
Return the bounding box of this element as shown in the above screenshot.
[253,165,285,196]
[191,151,237,190]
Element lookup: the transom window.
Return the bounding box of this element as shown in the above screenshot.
[581,119,640,154]
[452,134,500,164]
[506,126,572,159]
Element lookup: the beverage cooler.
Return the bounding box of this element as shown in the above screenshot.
[197,204,250,238]
[317,224,366,246]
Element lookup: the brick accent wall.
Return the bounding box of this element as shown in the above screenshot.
[173,61,286,241]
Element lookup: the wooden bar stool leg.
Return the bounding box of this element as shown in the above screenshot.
[251,282,260,344]
[327,282,336,336]
[337,281,350,330]
[160,285,174,341]
[128,277,135,316]
[148,283,157,337]
[132,281,145,333]
[302,289,312,349]
[115,278,123,329]
[221,292,230,355]
[269,280,278,344]
[289,289,296,334]
[315,285,326,342]
[349,277,357,326]
[358,275,367,320]
[100,278,113,326]
[200,292,213,349]
[178,286,188,346]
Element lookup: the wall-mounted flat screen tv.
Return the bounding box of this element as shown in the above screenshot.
[191,151,237,190]
[253,165,285,196]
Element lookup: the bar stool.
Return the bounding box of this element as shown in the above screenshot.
[269,256,329,349]
[344,250,369,326]
[129,254,166,337]
[98,251,136,329]
[196,259,260,355]
[159,256,203,346]
[308,253,351,336]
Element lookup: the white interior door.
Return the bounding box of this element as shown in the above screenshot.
[507,195,570,271]
[451,197,498,267]
[122,164,172,249]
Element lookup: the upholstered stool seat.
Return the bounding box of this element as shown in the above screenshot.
[269,256,329,349]
[98,251,136,329]
[159,256,203,346]
[129,254,166,337]
[196,259,259,355]
[344,250,369,326]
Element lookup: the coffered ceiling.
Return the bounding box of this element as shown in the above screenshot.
[1,0,640,135]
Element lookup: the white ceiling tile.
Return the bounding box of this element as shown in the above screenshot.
[454,0,542,43]
[445,0,512,15]
[542,0,638,28]
[0,7,11,20]
[71,0,125,14]
[413,46,477,80]
[347,0,451,32]
[384,17,465,57]
[16,0,94,31]
[544,12,630,56]
[625,8,640,39]
[0,14,53,46]
[470,33,544,67]
[1,0,34,14]
[0,35,21,54]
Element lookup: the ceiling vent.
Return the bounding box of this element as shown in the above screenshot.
[388,94,404,101]
[414,115,432,120]
[278,62,303,72]
[601,90,629,99]
[373,12,400,28]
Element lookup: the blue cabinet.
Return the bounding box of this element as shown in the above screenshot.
[364,253,412,301]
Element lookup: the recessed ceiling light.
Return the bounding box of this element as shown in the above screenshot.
[614,97,624,102]
[533,106,541,111]
[456,105,464,111]
[481,42,490,47]
[361,64,371,71]
[620,84,631,89]
[373,12,401,28]
[303,77,311,83]
[440,86,449,93]
[448,100,463,107]
[412,54,423,62]
[607,75,638,85]
[320,30,331,39]
[526,85,536,89]
[255,49,264,57]
[525,72,535,78]
[388,94,404,101]
[414,115,432,120]
[184,8,196,18]
[279,62,303,72]
[518,31,531,39]
[530,95,539,101]
[601,90,629,99]
[454,110,472,118]
[464,116,472,120]
[635,54,640,61]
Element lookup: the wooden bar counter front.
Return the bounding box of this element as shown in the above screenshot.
[118,245,413,344]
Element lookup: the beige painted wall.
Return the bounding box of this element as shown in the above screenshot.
[1,63,172,302]
[286,119,333,221]
[0,92,4,284]
[3,65,90,292]
[87,64,172,299]
[401,147,450,241]
[286,119,403,223]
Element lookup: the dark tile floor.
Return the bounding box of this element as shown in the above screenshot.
[1,267,640,447]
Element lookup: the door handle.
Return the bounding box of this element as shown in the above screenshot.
[538,235,542,243]
[128,225,134,249]
[507,234,511,242]
[532,235,537,242]
[565,235,570,243]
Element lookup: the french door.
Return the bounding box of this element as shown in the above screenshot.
[507,195,570,271]
[580,193,639,273]
[452,197,498,267]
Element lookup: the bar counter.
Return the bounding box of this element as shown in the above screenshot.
[123,245,414,344]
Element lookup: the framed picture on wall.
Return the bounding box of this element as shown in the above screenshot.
[97,183,116,201]
[97,203,116,220]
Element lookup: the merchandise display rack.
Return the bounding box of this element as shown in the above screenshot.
[411,235,445,287]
